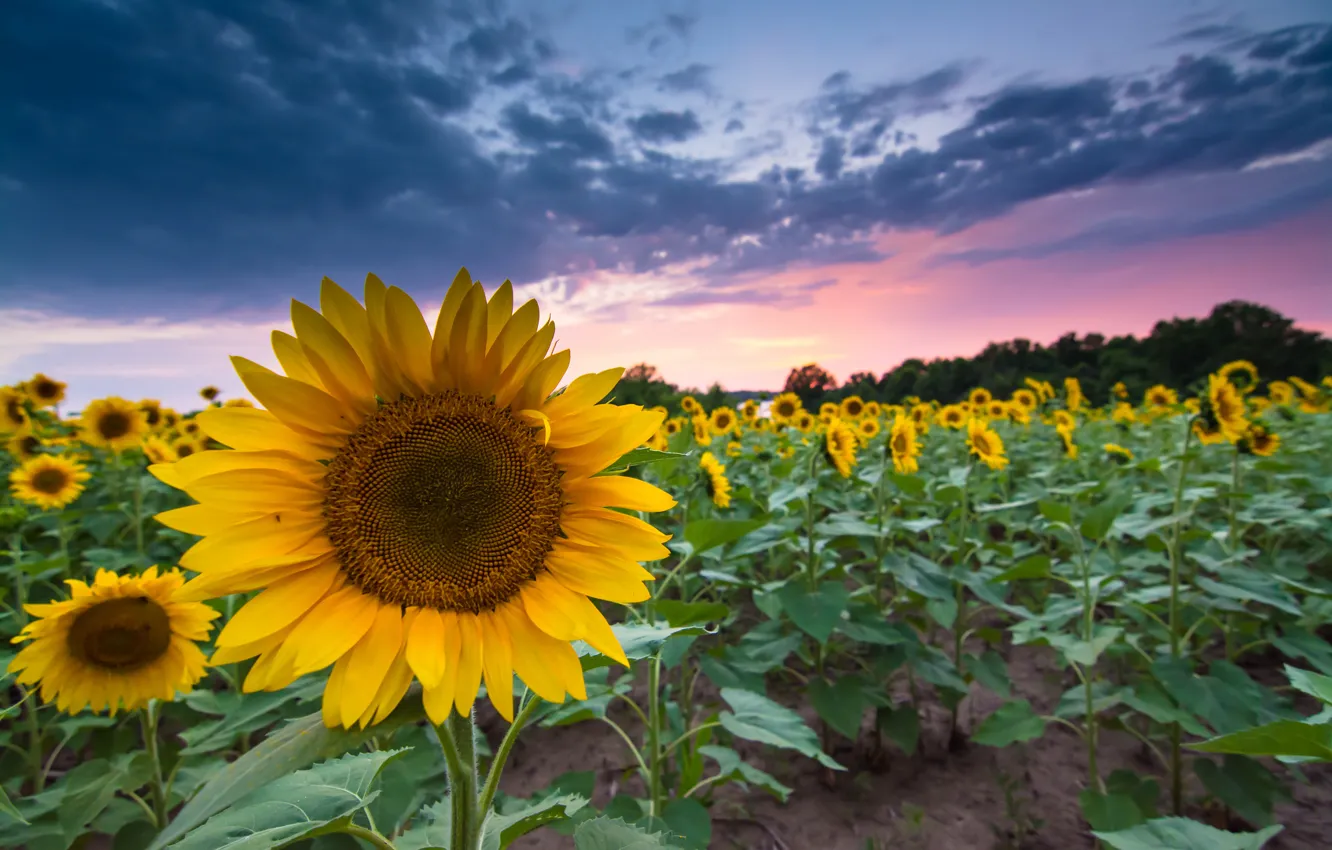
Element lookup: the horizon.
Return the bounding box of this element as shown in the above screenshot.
[3,0,1331,411]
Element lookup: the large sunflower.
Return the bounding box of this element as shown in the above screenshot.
[708,406,737,435]
[1239,423,1280,457]
[8,568,218,714]
[770,392,802,423]
[1144,384,1177,410]
[1217,360,1259,394]
[80,397,148,451]
[152,271,674,728]
[1011,389,1038,411]
[9,454,90,510]
[25,373,67,408]
[1205,374,1249,442]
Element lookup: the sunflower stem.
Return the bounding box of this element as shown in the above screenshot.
[1228,446,1241,555]
[20,686,43,794]
[804,448,820,590]
[438,709,481,850]
[477,691,539,817]
[337,824,397,850]
[949,459,973,743]
[140,701,169,829]
[132,465,145,559]
[1166,416,1195,815]
[646,652,664,819]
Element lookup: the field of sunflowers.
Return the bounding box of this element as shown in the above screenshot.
[2,271,1332,850]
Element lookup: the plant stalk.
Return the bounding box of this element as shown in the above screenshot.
[1166,417,1195,815]
[438,709,481,850]
[140,701,169,828]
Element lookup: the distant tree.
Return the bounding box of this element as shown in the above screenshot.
[783,363,837,405]
[701,382,731,412]
[613,363,678,409]
[623,363,659,382]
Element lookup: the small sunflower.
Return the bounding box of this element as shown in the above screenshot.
[1144,384,1177,409]
[646,430,669,452]
[691,415,711,444]
[840,395,866,420]
[819,401,839,419]
[1111,381,1128,401]
[1057,426,1078,460]
[139,400,164,430]
[793,411,816,432]
[910,403,932,434]
[153,270,674,728]
[1006,403,1031,426]
[79,397,148,451]
[1011,389,1038,411]
[9,454,90,510]
[966,418,1008,471]
[770,392,802,422]
[1111,402,1137,425]
[200,386,221,402]
[709,407,737,435]
[969,387,992,407]
[6,432,43,461]
[171,437,205,460]
[1023,377,1050,402]
[142,436,177,465]
[889,415,920,474]
[1267,381,1294,406]
[823,418,858,477]
[1104,443,1134,464]
[1290,376,1329,414]
[160,409,181,430]
[699,451,732,508]
[857,417,881,443]
[725,440,743,458]
[863,401,881,419]
[664,417,684,436]
[1248,396,1271,416]
[7,568,218,715]
[1064,377,1085,412]
[1192,418,1226,446]
[740,399,759,421]
[680,395,701,415]
[986,400,1008,420]
[1238,423,1280,457]
[1052,409,1076,432]
[1217,360,1259,394]
[24,373,67,408]
[936,404,967,430]
[0,387,30,435]
[1205,374,1249,442]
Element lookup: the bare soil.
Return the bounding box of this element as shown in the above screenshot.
[495,643,1332,850]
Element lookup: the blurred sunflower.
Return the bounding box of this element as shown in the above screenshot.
[25,373,67,408]
[139,400,164,430]
[172,437,204,460]
[936,405,967,429]
[7,568,218,715]
[863,401,881,420]
[889,415,920,474]
[1248,396,1271,416]
[1144,385,1177,409]
[1111,402,1137,425]
[1023,377,1049,402]
[740,399,759,421]
[840,395,866,419]
[794,411,817,432]
[725,440,743,458]
[1011,389,1038,411]
[9,455,90,510]
[1064,377,1085,412]
[6,432,43,461]
[664,417,683,436]
[857,416,881,442]
[1205,374,1249,442]
[1052,410,1076,432]
[709,406,738,435]
[224,398,255,408]
[968,387,992,407]
[1238,423,1279,457]
[986,400,1008,420]
[770,393,802,422]
[823,418,858,477]
[1267,380,1294,406]
[1184,397,1201,415]
[1192,419,1226,446]
[160,409,181,431]
[819,401,839,419]
[1006,403,1031,426]
[699,451,732,508]
[645,430,669,452]
[966,418,1008,471]
[910,403,932,434]
[691,415,711,444]
[1104,443,1134,464]
[680,395,701,415]
[1217,360,1259,394]
[1057,426,1078,460]
[1110,381,1128,401]
[142,436,176,465]
[200,386,220,402]
[152,271,673,728]
[1,387,30,435]
[80,397,147,451]
[1290,377,1329,414]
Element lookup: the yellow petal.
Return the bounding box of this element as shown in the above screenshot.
[178,513,327,573]
[511,350,570,413]
[479,612,515,721]
[366,645,415,727]
[484,280,514,350]
[452,612,484,716]
[405,607,448,689]
[546,549,652,604]
[283,587,379,678]
[544,368,625,420]
[430,267,476,383]
[323,655,350,728]
[291,300,376,414]
[563,476,677,513]
[271,331,325,389]
[493,320,556,409]
[340,604,405,726]
[522,575,628,666]
[194,408,329,461]
[500,601,578,703]
[449,284,489,394]
[385,286,435,393]
[155,504,264,537]
[556,408,665,477]
[214,559,342,647]
[182,469,324,512]
[232,356,359,437]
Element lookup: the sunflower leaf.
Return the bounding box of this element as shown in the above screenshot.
[1093,817,1282,850]
[594,448,687,476]
[149,684,426,850]
[573,815,682,849]
[166,748,409,850]
[574,623,710,670]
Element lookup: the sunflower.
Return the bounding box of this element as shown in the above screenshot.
[1111,381,1128,401]
[863,401,881,420]
[709,407,737,435]
[1006,403,1031,426]
[770,392,802,423]
[986,400,1008,420]
[139,400,164,430]
[1267,381,1294,406]
[142,436,177,465]
[1057,426,1078,460]
[664,417,683,436]
[1064,377,1085,412]
[6,432,43,461]
[725,440,743,458]
[910,403,932,435]
[819,401,839,419]
[740,399,759,421]
[699,451,732,508]
[645,430,669,452]
[160,409,180,431]
[1248,396,1271,416]
[691,415,711,444]
[1144,385,1177,410]
[152,271,674,728]
[25,373,67,408]
[889,415,920,474]
[180,419,204,439]
[1191,419,1226,446]
[200,386,220,402]
[857,416,881,442]
[969,387,992,407]
[1011,389,1038,411]
[0,387,30,435]
[1104,443,1134,464]
[172,437,205,460]
[1111,402,1137,425]
[680,395,701,415]
[1023,377,1049,402]
[1217,360,1259,394]
[224,398,255,408]
[823,418,858,477]
[1052,409,1076,432]
[9,454,90,510]
[936,404,967,430]
[1205,374,1248,442]
[79,397,148,451]
[840,395,866,420]
[1290,377,1329,414]
[966,418,1008,471]
[7,568,218,715]
[793,411,816,432]
[1239,423,1280,457]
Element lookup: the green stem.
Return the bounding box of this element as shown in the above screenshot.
[437,710,481,850]
[805,449,820,590]
[20,686,43,794]
[10,533,26,628]
[647,654,664,819]
[950,461,973,737]
[338,824,398,850]
[477,692,540,816]
[140,702,169,828]
[1166,417,1194,815]
[1072,530,1101,796]
[1228,447,1240,554]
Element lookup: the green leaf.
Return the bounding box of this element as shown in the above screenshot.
[574,623,708,670]
[683,518,767,555]
[149,691,425,850]
[1189,720,1332,760]
[57,753,154,835]
[1193,756,1284,827]
[1093,817,1282,850]
[0,783,26,824]
[1285,664,1332,706]
[775,581,848,644]
[179,680,324,754]
[596,448,687,475]
[652,600,729,628]
[808,676,866,739]
[877,704,919,755]
[394,800,450,850]
[1049,627,1122,668]
[1080,492,1134,541]
[573,816,679,849]
[971,700,1047,747]
[661,798,710,850]
[1079,790,1147,832]
[169,749,408,850]
[696,745,791,803]
[1038,500,1072,526]
[992,554,1051,582]
[483,794,589,849]
[964,651,1012,699]
[718,688,844,770]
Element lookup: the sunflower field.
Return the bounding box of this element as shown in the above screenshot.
[2,273,1332,850]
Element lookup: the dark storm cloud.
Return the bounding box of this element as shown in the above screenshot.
[628,109,704,143]
[2,2,1331,316]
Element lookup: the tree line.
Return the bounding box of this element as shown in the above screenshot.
[612,301,1332,411]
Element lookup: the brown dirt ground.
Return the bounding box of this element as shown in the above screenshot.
[496,643,1332,850]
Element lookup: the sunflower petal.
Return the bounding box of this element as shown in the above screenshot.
[478,612,515,721]
[340,604,404,726]
[405,607,448,689]
[452,612,484,716]
[214,559,341,647]
[563,476,677,512]
[194,408,329,461]
[232,357,358,437]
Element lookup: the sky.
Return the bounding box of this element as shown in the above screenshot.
[2,0,1331,412]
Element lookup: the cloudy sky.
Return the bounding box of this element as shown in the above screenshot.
[3,0,1331,411]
